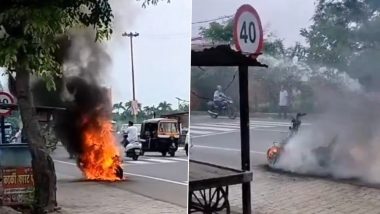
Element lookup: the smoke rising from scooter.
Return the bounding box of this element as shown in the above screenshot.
[52,30,120,158]
[274,81,380,184]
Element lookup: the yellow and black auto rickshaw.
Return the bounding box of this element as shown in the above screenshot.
[139,118,180,157]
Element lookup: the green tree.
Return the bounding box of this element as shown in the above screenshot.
[199,20,233,43]
[157,101,173,115]
[301,0,380,90]
[143,105,156,117]
[0,1,113,212]
[139,0,171,8]
[179,103,189,112]
[113,102,126,114]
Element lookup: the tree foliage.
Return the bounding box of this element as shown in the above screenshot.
[138,0,171,8]
[113,101,184,124]
[301,0,380,90]
[199,20,233,43]
[0,1,114,212]
[0,1,114,90]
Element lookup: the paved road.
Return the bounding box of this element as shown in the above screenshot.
[189,114,380,214]
[53,143,188,208]
[189,115,297,168]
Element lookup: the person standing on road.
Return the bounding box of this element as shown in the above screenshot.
[123,121,138,147]
[278,86,289,119]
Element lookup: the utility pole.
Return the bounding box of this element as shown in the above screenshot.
[175,97,181,110]
[122,32,139,123]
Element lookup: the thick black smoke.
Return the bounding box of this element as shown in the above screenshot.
[14,30,115,157]
[54,77,111,157]
[54,30,113,157]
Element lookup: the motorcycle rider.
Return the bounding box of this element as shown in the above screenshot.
[122,121,138,147]
[213,85,229,109]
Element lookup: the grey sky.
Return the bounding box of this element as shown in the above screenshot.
[108,0,191,107]
[192,0,316,47]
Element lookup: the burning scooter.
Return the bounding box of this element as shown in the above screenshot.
[267,113,340,169]
[267,113,306,167]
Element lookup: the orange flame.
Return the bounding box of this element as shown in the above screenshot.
[267,146,280,160]
[79,116,122,181]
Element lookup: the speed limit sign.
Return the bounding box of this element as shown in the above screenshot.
[233,4,264,57]
[0,92,14,116]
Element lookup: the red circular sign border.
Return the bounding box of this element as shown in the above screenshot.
[0,92,14,116]
[233,4,264,58]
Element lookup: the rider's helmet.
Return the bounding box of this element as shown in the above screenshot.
[216,85,222,91]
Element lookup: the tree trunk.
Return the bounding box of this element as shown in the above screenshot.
[15,69,57,213]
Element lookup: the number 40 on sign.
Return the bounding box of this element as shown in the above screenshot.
[233,4,264,57]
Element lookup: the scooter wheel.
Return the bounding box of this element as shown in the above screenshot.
[169,151,175,157]
[161,152,167,157]
[115,166,123,179]
[132,155,139,161]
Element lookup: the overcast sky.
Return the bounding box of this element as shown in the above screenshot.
[107,0,192,108]
[192,0,316,47]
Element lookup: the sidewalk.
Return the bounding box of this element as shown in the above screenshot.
[56,179,186,214]
[228,166,380,214]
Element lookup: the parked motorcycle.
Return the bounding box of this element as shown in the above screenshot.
[207,97,237,119]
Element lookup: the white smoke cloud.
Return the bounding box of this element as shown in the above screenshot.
[273,83,380,184]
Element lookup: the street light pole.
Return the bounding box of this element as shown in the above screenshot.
[122,32,139,123]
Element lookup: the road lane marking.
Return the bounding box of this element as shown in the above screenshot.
[55,159,76,166]
[190,121,292,138]
[251,128,288,133]
[168,158,188,162]
[123,172,187,186]
[123,160,151,165]
[53,159,187,186]
[191,131,235,138]
[144,158,177,163]
[192,145,266,155]
[196,123,239,128]
[191,125,235,132]
[190,130,214,135]
[196,123,279,129]
[204,121,289,126]
[191,128,288,138]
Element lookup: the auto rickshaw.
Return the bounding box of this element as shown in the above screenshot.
[139,118,180,157]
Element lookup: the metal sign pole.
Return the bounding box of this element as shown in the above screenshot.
[1,116,5,144]
[239,65,251,214]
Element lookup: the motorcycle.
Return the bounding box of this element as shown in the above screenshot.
[121,134,142,161]
[267,113,340,169]
[267,113,306,166]
[207,97,237,119]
